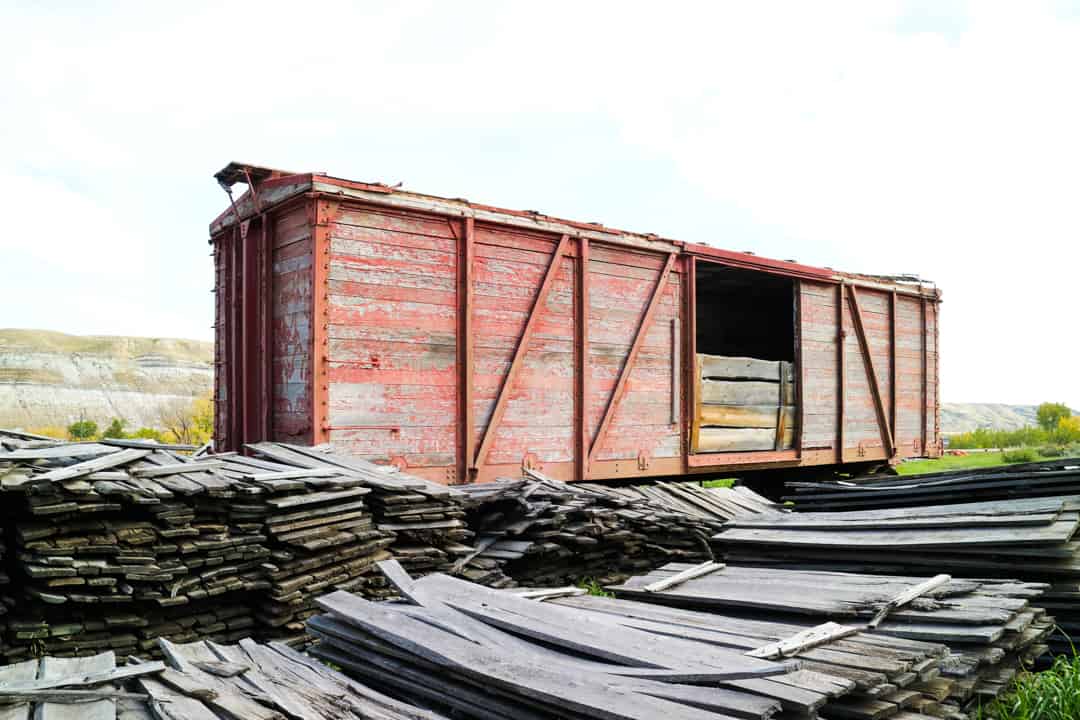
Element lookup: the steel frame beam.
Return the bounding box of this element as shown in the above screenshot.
[457,217,476,483]
[474,234,571,469]
[685,256,697,458]
[589,252,677,465]
[889,290,897,453]
[847,286,895,458]
[836,283,845,462]
[311,199,333,446]
[575,237,590,480]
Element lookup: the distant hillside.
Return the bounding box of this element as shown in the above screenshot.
[0,330,1053,439]
[941,403,1039,435]
[0,329,212,430]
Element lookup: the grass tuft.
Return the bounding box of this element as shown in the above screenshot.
[977,647,1080,720]
[576,578,614,597]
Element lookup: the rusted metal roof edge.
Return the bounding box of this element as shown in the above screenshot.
[209,174,314,236]
[208,168,940,300]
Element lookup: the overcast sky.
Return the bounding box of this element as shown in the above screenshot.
[2,1,1078,407]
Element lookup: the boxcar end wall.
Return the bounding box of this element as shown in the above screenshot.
[211,165,942,485]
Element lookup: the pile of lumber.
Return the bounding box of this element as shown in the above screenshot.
[309,560,901,720]
[0,438,271,660]
[0,434,472,658]
[242,443,472,598]
[451,472,723,588]
[609,563,1052,717]
[579,481,782,522]
[0,637,448,720]
[782,458,1080,511]
[779,465,1080,655]
[692,354,795,453]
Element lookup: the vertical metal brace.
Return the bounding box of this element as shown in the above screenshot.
[889,290,898,455]
[836,283,846,463]
[920,297,928,455]
[575,237,590,481]
[457,217,476,484]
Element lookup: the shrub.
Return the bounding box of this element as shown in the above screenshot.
[1001,449,1038,464]
[101,418,128,439]
[67,419,98,441]
[1039,446,1066,458]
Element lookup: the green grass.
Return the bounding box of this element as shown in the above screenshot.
[702,478,736,488]
[576,578,614,597]
[976,649,1080,719]
[896,452,1015,475]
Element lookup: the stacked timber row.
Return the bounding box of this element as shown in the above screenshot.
[309,561,961,720]
[0,434,469,658]
[692,354,795,453]
[714,495,1077,655]
[611,563,1052,717]
[452,472,723,587]
[780,462,1080,654]
[578,481,782,522]
[0,638,450,720]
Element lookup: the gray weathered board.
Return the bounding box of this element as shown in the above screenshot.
[693,354,796,453]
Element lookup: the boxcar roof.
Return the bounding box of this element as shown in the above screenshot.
[210,162,940,299]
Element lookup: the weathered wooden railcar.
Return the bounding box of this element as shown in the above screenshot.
[210,162,942,485]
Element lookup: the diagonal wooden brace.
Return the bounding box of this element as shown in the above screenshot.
[847,286,895,457]
[588,253,677,465]
[473,235,571,469]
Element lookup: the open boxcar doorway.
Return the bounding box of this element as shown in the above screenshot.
[692,263,798,454]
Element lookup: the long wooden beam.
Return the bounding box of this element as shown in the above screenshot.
[588,253,677,465]
[847,286,895,458]
[474,234,570,469]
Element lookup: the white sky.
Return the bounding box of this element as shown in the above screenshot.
[1,1,1078,407]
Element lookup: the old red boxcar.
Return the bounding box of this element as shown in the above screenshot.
[210,162,942,485]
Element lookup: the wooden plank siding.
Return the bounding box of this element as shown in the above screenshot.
[324,206,461,473]
[798,281,938,461]
[210,172,942,482]
[270,204,314,443]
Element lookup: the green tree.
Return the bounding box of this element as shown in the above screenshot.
[67,419,98,440]
[1037,402,1072,432]
[102,418,129,439]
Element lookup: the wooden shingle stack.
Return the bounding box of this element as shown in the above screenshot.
[609,563,1052,717]
[0,637,450,720]
[0,439,273,661]
[243,443,472,591]
[452,472,725,588]
[748,481,1080,657]
[0,435,474,657]
[308,563,804,720]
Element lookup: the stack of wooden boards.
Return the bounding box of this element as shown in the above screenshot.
[0,638,448,720]
[579,481,782,522]
[779,462,1080,655]
[309,560,919,720]
[609,563,1053,718]
[782,458,1080,511]
[0,434,470,659]
[452,472,724,588]
[692,354,795,453]
[237,442,470,631]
